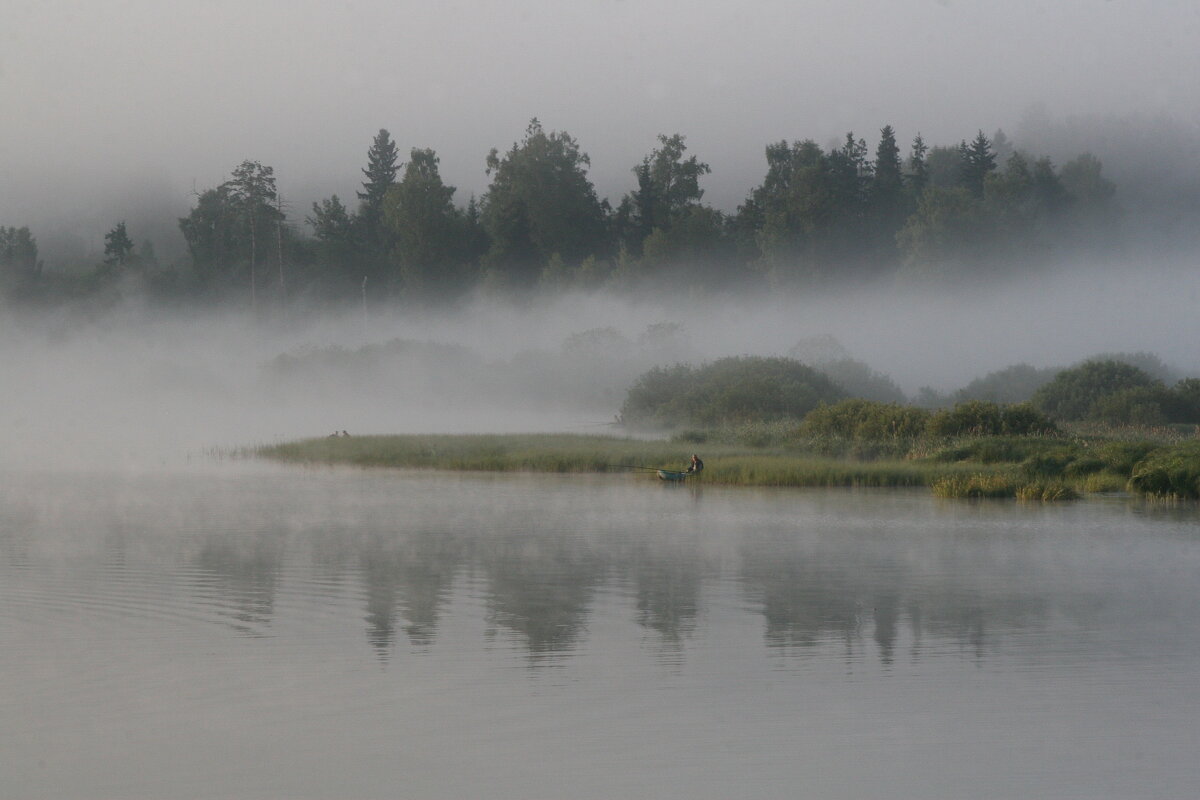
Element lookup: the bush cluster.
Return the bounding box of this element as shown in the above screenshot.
[1032,360,1200,424]
[927,400,1058,437]
[799,398,1056,442]
[1127,441,1200,499]
[619,356,844,429]
[798,399,929,440]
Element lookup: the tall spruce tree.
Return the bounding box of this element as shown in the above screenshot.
[959,130,997,198]
[871,125,904,205]
[358,129,400,252]
[907,133,929,194]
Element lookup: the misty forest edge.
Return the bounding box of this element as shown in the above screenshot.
[2,122,1125,306]
[254,351,1200,501]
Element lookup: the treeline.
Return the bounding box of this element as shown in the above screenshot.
[620,355,1200,432]
[2,120,1120,308]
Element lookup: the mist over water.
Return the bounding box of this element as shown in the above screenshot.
[3,255,1197,470]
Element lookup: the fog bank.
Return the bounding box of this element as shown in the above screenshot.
[3,253,1197,471]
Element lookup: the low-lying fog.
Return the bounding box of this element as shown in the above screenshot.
[3,257,1197,471]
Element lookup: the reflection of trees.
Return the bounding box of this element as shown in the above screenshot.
[194,530,284,636]
[631,544,701,650]
[358,530,463,659]
[739,534,1050,664]
[740,554,864,654]
[481,535,606,657]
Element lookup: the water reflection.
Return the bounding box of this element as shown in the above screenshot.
[3,470,1196,669]
[193,529,283,636]
[480,531,607,658]
[358,529,462,658]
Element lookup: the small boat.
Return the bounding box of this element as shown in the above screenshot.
[657,469,689,481]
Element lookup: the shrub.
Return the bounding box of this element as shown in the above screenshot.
[1169,378,1200,423]
[1089,386,1173,426]
[1094,441,1161,476]
[619,356,845,429]
[798,399,930,440]
[953,363,1058,404]
[1021,449,1078,479]
[813,359,907,404]
[1031,360,1158,421]
[926,401,1057,437]
[1127,442,1200,499]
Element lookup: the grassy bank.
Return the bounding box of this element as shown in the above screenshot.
[255,428,1200,501]
[257,433,1026,493]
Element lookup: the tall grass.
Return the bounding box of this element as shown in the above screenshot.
[254,430,1198,501]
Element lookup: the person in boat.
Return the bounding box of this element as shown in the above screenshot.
[686,454,704,474]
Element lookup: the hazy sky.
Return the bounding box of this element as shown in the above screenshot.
[3,0,1198,255]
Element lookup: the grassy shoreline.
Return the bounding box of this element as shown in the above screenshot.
[255,433,1063,495]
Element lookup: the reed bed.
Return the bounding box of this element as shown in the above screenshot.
[255,431,1198,501]
[257,434,1007,490]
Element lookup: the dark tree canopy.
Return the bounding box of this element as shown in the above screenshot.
[482,119,608,284]
[959,131,998,197]
[383,148,466,296]
[620,356,846,429]
[103,222,136,267]
[358,129,400,232]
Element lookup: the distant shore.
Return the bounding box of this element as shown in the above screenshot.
[253,433,1097,499]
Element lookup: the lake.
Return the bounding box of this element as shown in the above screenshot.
[2,463,1198,799]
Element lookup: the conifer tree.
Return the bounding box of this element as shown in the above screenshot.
[358,129,400,250]
[103,222,136,267]
[959,130,997,197]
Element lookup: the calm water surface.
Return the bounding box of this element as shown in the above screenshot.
[2,464,1198,799]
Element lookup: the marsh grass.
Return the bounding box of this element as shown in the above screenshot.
[255,430,1197,500]
[257,433,1009,489]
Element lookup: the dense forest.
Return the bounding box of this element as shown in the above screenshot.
[2,121,1121,308]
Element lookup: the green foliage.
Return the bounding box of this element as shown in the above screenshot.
[102,222,136,268]
[927,401,1057,437]
[814,359,907,404]
[1094,441,1162,476]
[0,225,41,293]
[357,129,400,247]
[383,148,469,297]
[958,131,997,198]
[1089,386,1174,426]
[620,356,845,429]
[178,161,285,298]
[798,399,929,440]
[954,363,1058,404]
[307,194,367,288]
[483,119,608,285]
[1032,360,1158,421]
[1020,448,1079,479]
[1127,442,1200,499]
[929,436,1063,465]
[1173,379,1200,421]
[930,474,1018,499]
[749,135,873,283]
[895,186,987,276]
[1015,482,1078,502]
